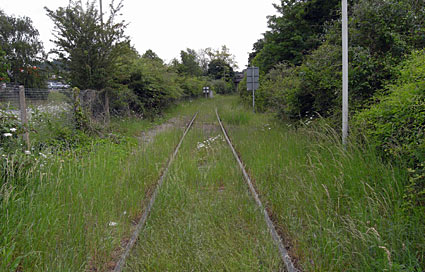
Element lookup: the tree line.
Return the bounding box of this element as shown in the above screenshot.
[242,0,424,233]
[0,1,239,118]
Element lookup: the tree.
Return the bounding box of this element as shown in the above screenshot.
[142,49,163,64]
[45,0,128,90]
[251,0,339,72]
[0,9,45,87]
[0,48,9,82]
[207,59,234,81]
[205,45,238,70]
[177,48,202,76]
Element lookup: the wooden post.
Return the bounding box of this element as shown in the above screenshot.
[19,85,30,150]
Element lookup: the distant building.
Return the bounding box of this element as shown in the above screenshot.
[233,70,246,91]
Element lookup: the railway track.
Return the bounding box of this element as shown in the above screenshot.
[113,109,298,271]
[113,112,198,272]
[216,108,298,272]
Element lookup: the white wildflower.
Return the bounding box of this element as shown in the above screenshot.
[197,142,205,149]
[39,152,47,159]
[3,133,12,137]
[24,150,31,155]
[123,211,127,215]
[10,128,17,132]
[108,221,118,227]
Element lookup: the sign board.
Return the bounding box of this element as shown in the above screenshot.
[203,86,210,98]
[246,67,259,91]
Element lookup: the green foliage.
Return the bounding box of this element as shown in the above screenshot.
[128,57,183,118]
[350,0,425,58]
[218,96,423,271]
[0,9,45,87]
[0,108,24,154]
[0,48,9,82]
[210,79,234,95]
[251,0,340,72]
[204,45,238,70]
[45,0,128,90]
[176,48,203,77]
[178,76,206,97]
[354,50,425,208]
[207,59,234,81]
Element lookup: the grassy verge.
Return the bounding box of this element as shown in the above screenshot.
[217,96,423,271]
[124,107,283,271]
[1,106,197,271]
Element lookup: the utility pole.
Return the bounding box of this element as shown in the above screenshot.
[342,0,349,146]
[99,0,103,25]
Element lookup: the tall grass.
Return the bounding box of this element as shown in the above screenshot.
[1,120,185,271]
[124,108,283,271]
[217,96,423,271]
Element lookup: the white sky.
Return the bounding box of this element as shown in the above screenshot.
[2,0,278,70]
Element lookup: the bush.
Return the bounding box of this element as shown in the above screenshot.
[179,76,206,97]
[210,79,234,94]
[128,58,183,118]
[354,50,425,207]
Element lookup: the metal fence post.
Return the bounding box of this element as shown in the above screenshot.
[19,85,30,150]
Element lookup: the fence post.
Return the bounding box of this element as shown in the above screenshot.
[19,85,30,150]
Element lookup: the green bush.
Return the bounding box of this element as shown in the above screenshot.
[355,50,425,207]
[210,79,234,94]
[128,58,183,118]
[179,76,206,97]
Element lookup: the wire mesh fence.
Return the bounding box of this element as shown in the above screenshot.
[0,85,109,121]
[1,85,110,148]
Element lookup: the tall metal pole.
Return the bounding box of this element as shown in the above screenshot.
[99,0,103,25]
[342,0,349,146]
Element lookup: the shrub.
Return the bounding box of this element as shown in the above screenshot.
[354,50,425,207]
[210,79,234,94]
[128,58,183,118]
[179,76,206,97]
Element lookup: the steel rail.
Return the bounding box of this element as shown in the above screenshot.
[215,108,299,272]
[113,112,198,272]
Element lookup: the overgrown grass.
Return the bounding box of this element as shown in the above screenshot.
[217,96,424,271]
[0,106,197,270]
[124,108,283,271]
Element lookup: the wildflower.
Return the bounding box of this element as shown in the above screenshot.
[10,128,17,132]
[39,152,47,159]
[123,211,127,215]
[24,150,31,155]
[3,133,12,137]
[197,143,205,149]
[108,221,118,227]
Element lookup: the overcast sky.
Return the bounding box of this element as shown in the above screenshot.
[2,0,278,70]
